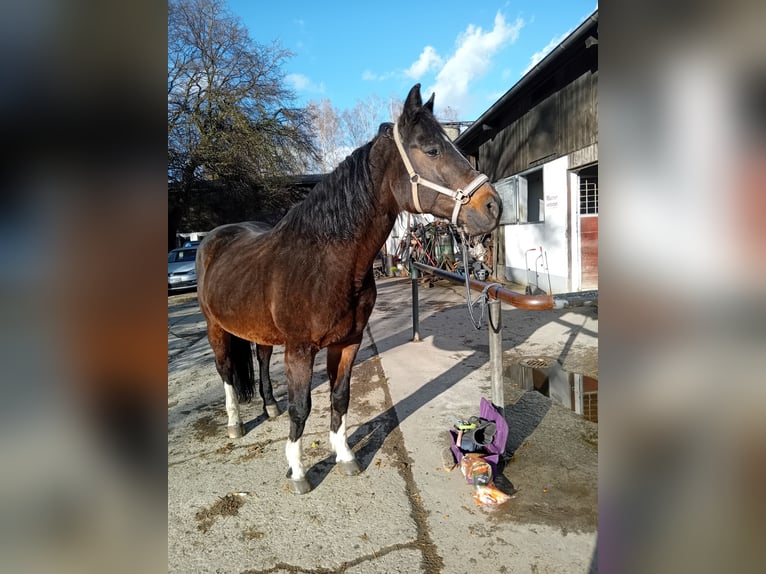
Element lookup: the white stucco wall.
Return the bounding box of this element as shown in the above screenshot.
[503,155,570,292]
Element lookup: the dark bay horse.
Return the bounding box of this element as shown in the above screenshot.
[196,84,501,494]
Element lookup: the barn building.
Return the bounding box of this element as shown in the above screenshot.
[455,10,598,292]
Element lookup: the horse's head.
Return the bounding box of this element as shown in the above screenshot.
[390,84,501,236]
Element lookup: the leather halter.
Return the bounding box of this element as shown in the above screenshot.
[393,121,489,225]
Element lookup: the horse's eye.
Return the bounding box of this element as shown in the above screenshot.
[425,148,440,158]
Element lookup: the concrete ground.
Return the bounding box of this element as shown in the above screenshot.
[168,276,598,573]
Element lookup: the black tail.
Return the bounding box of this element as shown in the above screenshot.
[228,335,255,403]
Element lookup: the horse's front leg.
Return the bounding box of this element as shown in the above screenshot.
[284,343,317,494]
[327,336,363,476]
[255,344,282,418]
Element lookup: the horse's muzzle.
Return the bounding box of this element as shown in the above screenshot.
[461,183,502,236]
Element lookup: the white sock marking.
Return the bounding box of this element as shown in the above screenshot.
[329,415,355,463]
[223,382,241,427]
[285,439,305,480]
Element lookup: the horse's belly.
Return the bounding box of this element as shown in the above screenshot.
[200,279,283,345]
[212,303,284,345]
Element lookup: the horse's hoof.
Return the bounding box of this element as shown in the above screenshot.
[288,478,312,495]
[337,459,361,476]
[227,423,245,439]
[265,404,282,419]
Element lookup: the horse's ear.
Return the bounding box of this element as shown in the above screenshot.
[424,92,435,113]
[402,84,423,124]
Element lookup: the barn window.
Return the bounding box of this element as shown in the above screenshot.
[579,165,598,215]
[494,168,544,225]
[520,168,544,223]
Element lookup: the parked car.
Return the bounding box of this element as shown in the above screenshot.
[168,246,198,291]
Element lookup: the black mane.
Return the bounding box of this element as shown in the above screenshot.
[275,139,379,242]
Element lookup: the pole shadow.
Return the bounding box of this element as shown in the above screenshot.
[295,296,587,491]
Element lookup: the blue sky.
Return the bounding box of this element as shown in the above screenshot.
[227,1,597,120]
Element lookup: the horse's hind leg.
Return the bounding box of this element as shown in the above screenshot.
[283,344,317,494]
[327,338,363,476]
[208,324,255,439]
[255,344,282,418]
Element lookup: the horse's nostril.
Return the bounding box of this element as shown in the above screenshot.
[487,200,500,218]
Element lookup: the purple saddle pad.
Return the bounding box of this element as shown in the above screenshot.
[449,398,508,483]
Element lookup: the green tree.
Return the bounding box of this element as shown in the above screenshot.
[168,0,317,208]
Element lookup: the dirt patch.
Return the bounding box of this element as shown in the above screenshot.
[192,415,221,441]
[350,358,385,420]
[235,442,267,463]
[195,493,245,533]
[581,426,598,447]
[241,527,266,541]
[215,442,235,455]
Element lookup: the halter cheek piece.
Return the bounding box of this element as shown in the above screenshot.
[393,122,489,225]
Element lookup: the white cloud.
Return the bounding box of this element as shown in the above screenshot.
[285,73,325,94]
[404,46,444,80]
[362,69,395,82]
[425,12,524,116]
[520,29,572,77]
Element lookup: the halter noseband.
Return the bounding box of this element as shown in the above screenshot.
[393,121,489,226]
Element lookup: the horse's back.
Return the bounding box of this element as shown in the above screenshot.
[197,222,271,273]
[196,221,273,309]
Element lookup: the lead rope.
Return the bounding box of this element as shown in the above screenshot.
[459,232,503,330]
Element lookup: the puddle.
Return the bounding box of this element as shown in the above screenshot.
[506,357,598,424]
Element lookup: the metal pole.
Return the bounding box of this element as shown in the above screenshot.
[411,265,420,342]
[411,261,555,310]
[488,299,504,408]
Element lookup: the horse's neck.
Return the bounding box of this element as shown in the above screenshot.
[313,138,404,285]
[348,202,398,278]
[344,174,402,287]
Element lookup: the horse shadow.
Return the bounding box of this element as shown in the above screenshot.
[169,282,594,491]
[300,293,591,491]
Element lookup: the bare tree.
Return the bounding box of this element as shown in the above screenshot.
[437,105,460,123]
[341,94,387,150]
[305,99,346,172]
[386,93,404,123]
[304,93,403,172]
[301,90,470,176]
[168,0,317,207]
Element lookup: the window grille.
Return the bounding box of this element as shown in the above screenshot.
[579,173,598,215]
